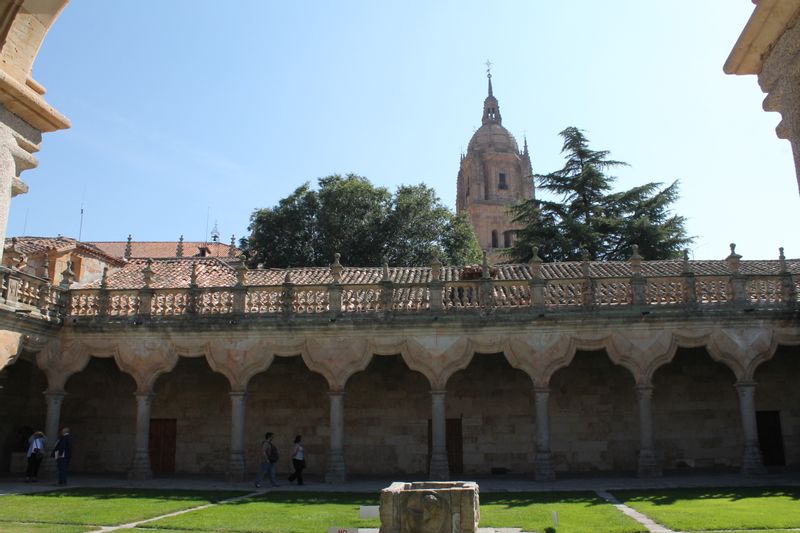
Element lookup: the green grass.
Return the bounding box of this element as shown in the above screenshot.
[614,486,800,531]
[480,492,647,533]
[0,488,245,528]
[143,492,380,533]
[0,523,89,533]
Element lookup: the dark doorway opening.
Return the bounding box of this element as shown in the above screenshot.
[756,410,785,467]
[149,418,177,474]
[427,418,463,474]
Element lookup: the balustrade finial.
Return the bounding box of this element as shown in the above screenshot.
[779,247,787,273]
[430,257,442,282]
[629,244,643,276]
[235,261,247,285]
[142,259,155,288]
[190,262,199,287]
[124,234,133,259]
[100,267,109,289]
[284,270,292,284]
[581,250,590,277]
[330,253,343,283]
[60,260,75,288]
[682,249,693,275]
[726,242,742,274]
[382,256,390,282]
[176,235,185,258]
[229,235,236,257]
[529,246,542,278]
[481,251,490,279]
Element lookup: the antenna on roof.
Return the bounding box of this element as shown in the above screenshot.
[204,206,210,245]
[78,202,84,242]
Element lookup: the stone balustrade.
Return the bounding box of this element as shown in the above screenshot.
[0,265,64,321]
[64,260,797,321]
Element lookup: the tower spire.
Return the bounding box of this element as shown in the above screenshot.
[482,60,501,125]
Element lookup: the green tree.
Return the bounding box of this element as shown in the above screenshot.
[509,127,692,262]
[243,174,482,268]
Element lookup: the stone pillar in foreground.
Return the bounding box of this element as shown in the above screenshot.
[226,391,247,481]
[636,384,661,477]
[429,389,450,480]
[325,390,346,483]
[533,386,554,481]
[41,390,65,478]
[736,381,766,475]
[128,392,154,480]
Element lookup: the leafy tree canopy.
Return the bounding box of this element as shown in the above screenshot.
[508,127,693,262]
[243,174,482,268]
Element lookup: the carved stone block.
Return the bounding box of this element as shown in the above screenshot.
[379,481,479,533]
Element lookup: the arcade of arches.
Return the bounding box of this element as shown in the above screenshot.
[1,323,798,482]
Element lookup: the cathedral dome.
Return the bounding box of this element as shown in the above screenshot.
[467,122,519,153]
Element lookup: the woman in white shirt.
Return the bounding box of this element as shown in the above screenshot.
[25,430,46,482]
[288,434,305,485]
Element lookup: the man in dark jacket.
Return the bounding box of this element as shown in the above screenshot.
[53,427,72,485]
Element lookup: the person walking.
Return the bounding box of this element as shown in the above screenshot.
[25,430,46,482]
[254,432,279,488]
[52,427,72,486]
[287,435,305,485]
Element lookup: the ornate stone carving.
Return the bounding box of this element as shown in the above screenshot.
[207,338,272,392]
[404,335,472,389]
[305,337,369,391]
[505,333,574,387]
[35,338,91,392]
[707,328,776,381]
[0,329,23,370]
[115,338,176,393]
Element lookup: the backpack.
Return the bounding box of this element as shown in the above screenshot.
[268,443,279,463]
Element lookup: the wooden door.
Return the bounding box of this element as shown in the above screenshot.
[149,419,177,475]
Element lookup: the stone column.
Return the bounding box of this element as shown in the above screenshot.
[0,133,14,264]
[533,386,554,481]
[128,393,154,480]
[429,389,450,480]
[41,391,65,478]
[635,385,661,477]
[735,381,766,475]
[226,391,247,481]
[325,390,346,483]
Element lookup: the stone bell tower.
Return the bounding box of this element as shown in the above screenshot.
[456,68,533,253]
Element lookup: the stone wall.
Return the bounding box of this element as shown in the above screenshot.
[62,357,137,473]
[345,355,430,475]
[550,350,639,472]
[152,357,229,474]
[449,354,534,474]
[654,348,742,470]
[0,358,47,470]
[754,346,800,466]
[245,356,329,478]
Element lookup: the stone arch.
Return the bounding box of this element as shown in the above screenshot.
[447,348,534,475]
[707,328,775,382]
[0,353,47,473]
[753,343,800,467]
[549,346,639,473]
[652,345,741,471]
[505,333,574,387]
[305,336,371,391]
[402,335,474,390]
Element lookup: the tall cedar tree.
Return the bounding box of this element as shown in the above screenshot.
[508,127,692,262]
[243,174,482,268]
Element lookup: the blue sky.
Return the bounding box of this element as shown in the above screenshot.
[8,1,797,260]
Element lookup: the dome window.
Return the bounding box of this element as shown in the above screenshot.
[498,173,508,190]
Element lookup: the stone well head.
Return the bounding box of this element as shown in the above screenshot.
[379,481,480,533]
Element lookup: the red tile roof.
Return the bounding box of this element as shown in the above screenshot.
[4,236,126,265]
[89,241,241,259]
[78,257,800,290]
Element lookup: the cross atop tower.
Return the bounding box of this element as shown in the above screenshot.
[485,59,492,79]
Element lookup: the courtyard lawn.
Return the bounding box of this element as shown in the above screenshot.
[141,492,381,532]
[480,492,646,533]
[0,488,246,529]
[613,486,800,532]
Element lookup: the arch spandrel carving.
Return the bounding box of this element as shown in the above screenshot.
[707,328,776,381]
[305,337,370,391]
[207,338,273,393]
[116,339,177,394]
[404,335,473,389]
[505,333,573,387]
[607,330,677,385]
[35,338,91,392]
[0,330,24,370]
